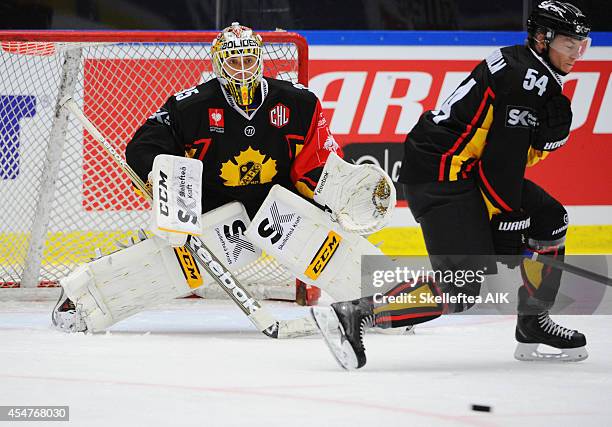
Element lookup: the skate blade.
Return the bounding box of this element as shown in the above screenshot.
[373,325,416,335]
[310,307,358,370]
[514,343,589,362]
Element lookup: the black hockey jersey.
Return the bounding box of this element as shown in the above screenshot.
[399,45,565,214]
[126,77,342,218]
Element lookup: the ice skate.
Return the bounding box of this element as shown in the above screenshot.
[514,312,588,362]
[51,288,87,333]
[311,299,375,370]
[374,325,416,335]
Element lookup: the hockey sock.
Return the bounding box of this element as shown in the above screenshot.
[519,243,565,314]
[366,279,445,329]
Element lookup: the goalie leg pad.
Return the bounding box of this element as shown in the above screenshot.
[245,185,383,301]
[60,237,194,332]
[197,201,262,272]
[191,202,295,299]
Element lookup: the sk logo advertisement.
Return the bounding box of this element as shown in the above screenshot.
[223,219,256,262]
[257,201,296,245]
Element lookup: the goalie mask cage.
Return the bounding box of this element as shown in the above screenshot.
[0,30,314,302]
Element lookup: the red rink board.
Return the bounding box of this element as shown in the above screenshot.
[309,59,612,206]
[80,56,612,209]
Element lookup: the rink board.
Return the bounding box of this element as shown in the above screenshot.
[1,32,611,275]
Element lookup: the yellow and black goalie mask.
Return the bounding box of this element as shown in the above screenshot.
[212,22,264,106]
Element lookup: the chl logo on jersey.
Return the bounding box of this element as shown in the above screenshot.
[220,147,277,186]
[506,106,538,128]
[269,103,290,128]
[209,108,224,133]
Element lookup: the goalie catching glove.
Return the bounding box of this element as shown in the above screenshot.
[313,152,396,235]
[150,154,203,247]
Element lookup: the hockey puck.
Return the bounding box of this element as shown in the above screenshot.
[471,404,491,412]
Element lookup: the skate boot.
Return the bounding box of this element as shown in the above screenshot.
[51,288,87,333]
[311,299,375,370]
[514,312,587,362]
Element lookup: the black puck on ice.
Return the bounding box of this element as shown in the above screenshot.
[471,404,492,412]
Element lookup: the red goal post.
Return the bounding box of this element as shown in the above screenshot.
[0,30,317,303]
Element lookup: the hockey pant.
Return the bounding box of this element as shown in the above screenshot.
[364,178,568,330]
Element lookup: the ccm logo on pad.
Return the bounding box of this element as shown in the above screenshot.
[305,231,341,280]
[173,246,203,289]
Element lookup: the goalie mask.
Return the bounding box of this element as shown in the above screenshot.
[212,22,264,106]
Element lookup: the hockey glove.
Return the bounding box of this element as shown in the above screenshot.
[490,210,530,269]
[533,94,572,152]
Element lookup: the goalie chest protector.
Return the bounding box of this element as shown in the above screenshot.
[127,77,321,218]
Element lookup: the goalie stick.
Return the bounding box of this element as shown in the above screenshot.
[60,96,316,339]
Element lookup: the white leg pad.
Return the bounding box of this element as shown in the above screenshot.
[60,236,192,332]
[196,201,262,279]
[245,185,383,301]
[191,202,295,299]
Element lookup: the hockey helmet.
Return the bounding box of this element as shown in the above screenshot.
[211,22,264,106]
[527,1,591,60]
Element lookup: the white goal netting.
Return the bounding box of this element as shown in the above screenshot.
[0,31,309,301]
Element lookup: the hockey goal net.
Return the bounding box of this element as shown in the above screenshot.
[0,30,317,302]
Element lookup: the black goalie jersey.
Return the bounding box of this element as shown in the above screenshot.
[126,77,341,218]
[399,45,565,214]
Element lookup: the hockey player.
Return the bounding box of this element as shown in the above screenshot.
[312,1,591,368]
[52,23,395,335]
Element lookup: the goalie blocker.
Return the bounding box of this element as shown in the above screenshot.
[150,154,203,247]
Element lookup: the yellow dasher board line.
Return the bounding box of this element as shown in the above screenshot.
[0,225,610,269]
[0,230,145,266]
[368,225,612,256]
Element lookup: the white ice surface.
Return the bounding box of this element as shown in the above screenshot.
[1,299,611,427]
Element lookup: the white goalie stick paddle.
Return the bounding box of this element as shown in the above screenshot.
[60,96,317,339]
